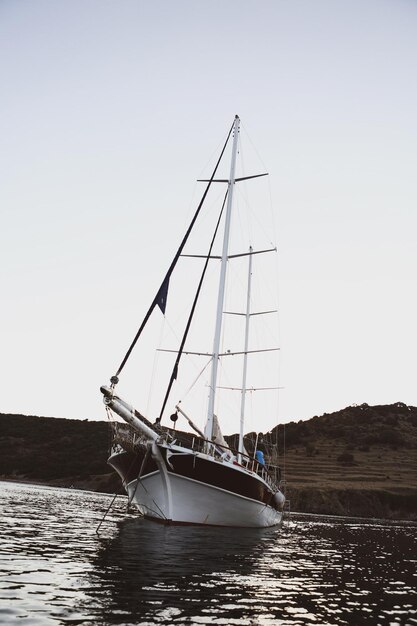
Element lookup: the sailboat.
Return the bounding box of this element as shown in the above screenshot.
[101,115,285,527]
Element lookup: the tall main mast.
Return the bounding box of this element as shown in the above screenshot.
[238,246,253,462]
[204,115,240,440]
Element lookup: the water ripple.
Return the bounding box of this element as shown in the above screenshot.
[0,481,416,625]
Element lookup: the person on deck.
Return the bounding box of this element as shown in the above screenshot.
[255,449,265,467]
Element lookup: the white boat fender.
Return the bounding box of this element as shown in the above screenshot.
[273,490,285,509]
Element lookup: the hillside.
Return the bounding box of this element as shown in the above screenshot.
[268,403,417,519]
[0,413,122,493]
[1,402,416,519]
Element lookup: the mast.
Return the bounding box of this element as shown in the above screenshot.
[204,115,240,441]
[238,246,253,463]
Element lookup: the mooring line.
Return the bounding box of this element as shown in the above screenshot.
[96,493,118,534]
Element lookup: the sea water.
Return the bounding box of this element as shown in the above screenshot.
[0,481,416,625]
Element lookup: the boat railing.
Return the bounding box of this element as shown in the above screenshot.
[167,431,279,492]
[110,420,280,492]
[110,421,149,454]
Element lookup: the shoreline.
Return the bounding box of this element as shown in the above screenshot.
[286,484,417,521]
[2,476,416,522]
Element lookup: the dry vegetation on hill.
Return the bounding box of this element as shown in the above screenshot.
[269,403,417,519]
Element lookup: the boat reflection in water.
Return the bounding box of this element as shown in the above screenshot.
[93,516,274,623]
[90,514,417,625]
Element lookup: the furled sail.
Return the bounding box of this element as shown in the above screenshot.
[211,414,228,449]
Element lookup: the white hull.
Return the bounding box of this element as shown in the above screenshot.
[126,469,283,528]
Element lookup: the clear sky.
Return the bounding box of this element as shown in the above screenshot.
[1,0,416,432]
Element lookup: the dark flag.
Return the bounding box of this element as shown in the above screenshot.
[156,275,170,314]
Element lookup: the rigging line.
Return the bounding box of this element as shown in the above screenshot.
[127,445,151,509]
[133,475,168,520]
[113,118,235,381]
[238,184,277,252]
[96,493,118,534]
[212,354,243,419]
[240,122,270,183]
[105,404,114,422]
[242,122,278,251]
[146,314,167,417]
[196,129,232,186]
[159,317,211,382]
[132,500,168,521]
[106,405,147,493]
[237,124,277,251]
[96,404,121,534]
[235,133,255,250]
[180,356,212,402]
[236,132,267,249]
[179,136,230,243]
[157,189,229,422]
